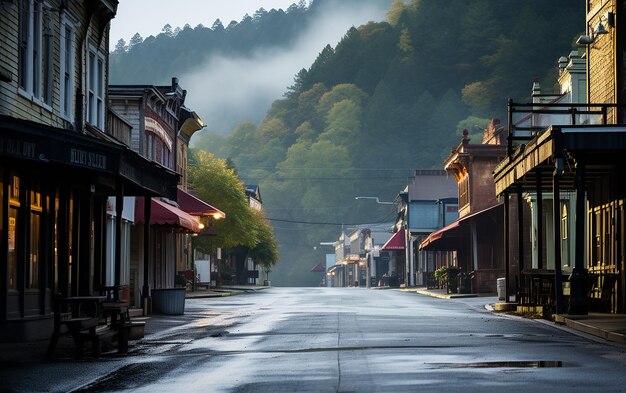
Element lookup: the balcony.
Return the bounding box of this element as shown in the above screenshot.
[106,108,132,148]
[506,100,625,155]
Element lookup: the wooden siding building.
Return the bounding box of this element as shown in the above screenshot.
[0,0,180,341]
[494,0,626,314]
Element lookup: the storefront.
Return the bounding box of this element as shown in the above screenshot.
[0,115,178,341]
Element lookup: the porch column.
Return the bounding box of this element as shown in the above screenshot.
[569,160,588,315]
[408,235,415,287]
[114,185,123,302]
[143,197,151,314]
[504,190,510,302]
[553,160,565,314]
[517,185,525,273]
[536,170,543,269]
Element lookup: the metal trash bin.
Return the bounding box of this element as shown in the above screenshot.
[497,278,506,301]
[151,288,186,315]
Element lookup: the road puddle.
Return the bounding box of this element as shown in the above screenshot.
[427,360,563,368]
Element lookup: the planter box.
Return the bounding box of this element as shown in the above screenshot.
[128,321,146,340]
[151,288,186,315]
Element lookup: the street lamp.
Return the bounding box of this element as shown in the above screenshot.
[355,196,394,205]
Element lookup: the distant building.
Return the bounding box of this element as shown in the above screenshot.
[420,121,506,293]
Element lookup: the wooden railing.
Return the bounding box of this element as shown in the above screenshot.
[106,108,133,148]
[506,100,626,155]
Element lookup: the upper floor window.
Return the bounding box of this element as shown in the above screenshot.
[60,14,76,121]
[18,0,53,106]
[459,176,469,208]
[87,45,105,129]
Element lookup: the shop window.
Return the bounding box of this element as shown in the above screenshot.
[28,190,42,289]
[8,175,20,290]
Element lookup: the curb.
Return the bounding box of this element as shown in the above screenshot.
[414,289,478,300]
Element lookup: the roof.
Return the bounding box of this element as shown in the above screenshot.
[407,170,457,201]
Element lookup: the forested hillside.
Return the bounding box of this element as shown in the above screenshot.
[111,0,584,286]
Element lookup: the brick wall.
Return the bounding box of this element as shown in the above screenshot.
[588,0,619,122]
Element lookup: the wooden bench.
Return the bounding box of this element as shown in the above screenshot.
[46,295,114,359]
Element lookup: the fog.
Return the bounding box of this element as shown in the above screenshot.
[183,1,390,141]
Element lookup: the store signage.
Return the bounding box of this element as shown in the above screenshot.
[69,147,107,170]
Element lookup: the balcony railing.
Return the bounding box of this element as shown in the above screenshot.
[106,108,132,148]
[506,100,625,155]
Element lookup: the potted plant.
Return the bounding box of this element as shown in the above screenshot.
[433,266,448,289]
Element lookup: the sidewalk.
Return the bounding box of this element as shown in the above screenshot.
[554,313,626,344]
[0,285,270,364]
[411,286,626,345]
[185,285,270,298]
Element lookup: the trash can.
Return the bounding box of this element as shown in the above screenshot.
[151,288,186,315]
[497,278,506,301]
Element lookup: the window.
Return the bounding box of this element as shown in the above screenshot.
[87,45,105,129]
[459,176,469,208]
[8,175,20,290]
[60,14,76,120]
[28,190,42,289]
[18,0,52,106]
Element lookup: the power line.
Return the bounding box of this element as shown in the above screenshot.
[268,215,396,227]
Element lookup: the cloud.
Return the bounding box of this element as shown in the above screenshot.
[184,1,389,140]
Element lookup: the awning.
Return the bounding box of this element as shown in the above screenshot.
[135,197,201,233]
[418,221,462,250]
[381,229,405,251]
[0,115,179,199]
[419,203,503,250]
[176,189,225,218]
[311,261,326,272]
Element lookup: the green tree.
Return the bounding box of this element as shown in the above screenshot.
[189,151,258,252]
[319,99,362,147]
[387,0,407,26]
[114,38,127,54]
[128,33,143,50]
[247,209,280,270]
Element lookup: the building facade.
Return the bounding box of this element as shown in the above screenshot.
[0,0,179,341]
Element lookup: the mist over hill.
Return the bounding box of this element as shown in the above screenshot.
[111,0,584,286]
[110,0,390,132]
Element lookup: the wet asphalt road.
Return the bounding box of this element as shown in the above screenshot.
[4,287,626,392]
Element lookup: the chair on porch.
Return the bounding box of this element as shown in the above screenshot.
[588,273,617,313]
[515,275,532,306]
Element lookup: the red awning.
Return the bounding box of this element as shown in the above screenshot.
[177,189,225,218]
[311,261,326,272]
[419,203,503,251]
[135,197,201,233]
[418,220,462,250]
[382,229,405,251]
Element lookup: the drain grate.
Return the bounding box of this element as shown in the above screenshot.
[428,360,562,368]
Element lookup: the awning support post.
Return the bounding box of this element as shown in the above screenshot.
[114,185,124,302]
[553,160,565,314]
[569,159,588,315]
[504,190,510,302]
[143,197,151,315]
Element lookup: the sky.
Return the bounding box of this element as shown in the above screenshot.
[110,0,300,44]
